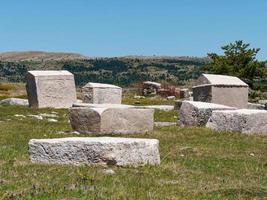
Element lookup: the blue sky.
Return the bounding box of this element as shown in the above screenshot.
[0,0,266,59]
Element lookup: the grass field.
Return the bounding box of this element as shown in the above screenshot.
[0,104,266,199]
[0,83,266,199]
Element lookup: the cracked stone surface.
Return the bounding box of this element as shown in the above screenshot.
[177,101,236,126]
[29,137,160,166]
[206,109,267,135]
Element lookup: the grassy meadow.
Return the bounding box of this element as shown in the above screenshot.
[0,83,266,199]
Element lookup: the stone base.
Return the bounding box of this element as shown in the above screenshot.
[206,109,267,135]
[29,137,160,166]
[178,101,236,126]
[69,107,154,134]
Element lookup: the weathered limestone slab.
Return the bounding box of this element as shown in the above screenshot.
[29,137,160,166]
[69,107,154,134]
[72,102,173,111]
[247,102,265,110]
[143,81,161,88]
[72,102,134,109]
[26,70,76,108]
[178,101,236,126]
[82,82,122,104]
[0,98,29,106]
[206,109,267,135]
[142,81,161,96]
[137,105,174,111]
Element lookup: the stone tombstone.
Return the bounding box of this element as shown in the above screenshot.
[206,109,267,135]
[26,70,77,108]
[82,82,122,104]
[69,106,154,134]
[193,74,248,108]
[178,101,236,126]
[29,137,160,166]
[142,81,161,96]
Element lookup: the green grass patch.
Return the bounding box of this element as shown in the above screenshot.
[122,94,175,105]
[154,110,178,122]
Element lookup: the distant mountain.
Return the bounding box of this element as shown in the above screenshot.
[0,51,210,86]
[0,51,88,62]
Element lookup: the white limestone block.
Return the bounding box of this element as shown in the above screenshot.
[0,98,29,106]
[26,70,77,108]
[206,109,267,135]
[178,101,236,126]
[82,82,122,104]
[29,137,160,166]
[69,107,154,134]
[137,105,174,111]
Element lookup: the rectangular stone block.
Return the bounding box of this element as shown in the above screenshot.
[26,70,76,108]
[193,74,248,108]
[206,109,267,135]
[69,107,154,134]
[178,101,236,126]
[82,82,122,104]
[29,137,160,166]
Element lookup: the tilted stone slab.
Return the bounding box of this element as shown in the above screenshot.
[72,102,134,109]
[0,98,29,106]
[69,107,154,134]
[29,137,160,166]
[72,103,174,111]
[247,102,265,110]
[26,70,76,108]
[137,105,174,111]
[178,101,236,126]
[206,109,267,135]
[82,82,122,104]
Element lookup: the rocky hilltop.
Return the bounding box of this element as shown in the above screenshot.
[0,51,210,86]
[0,51,88,62]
